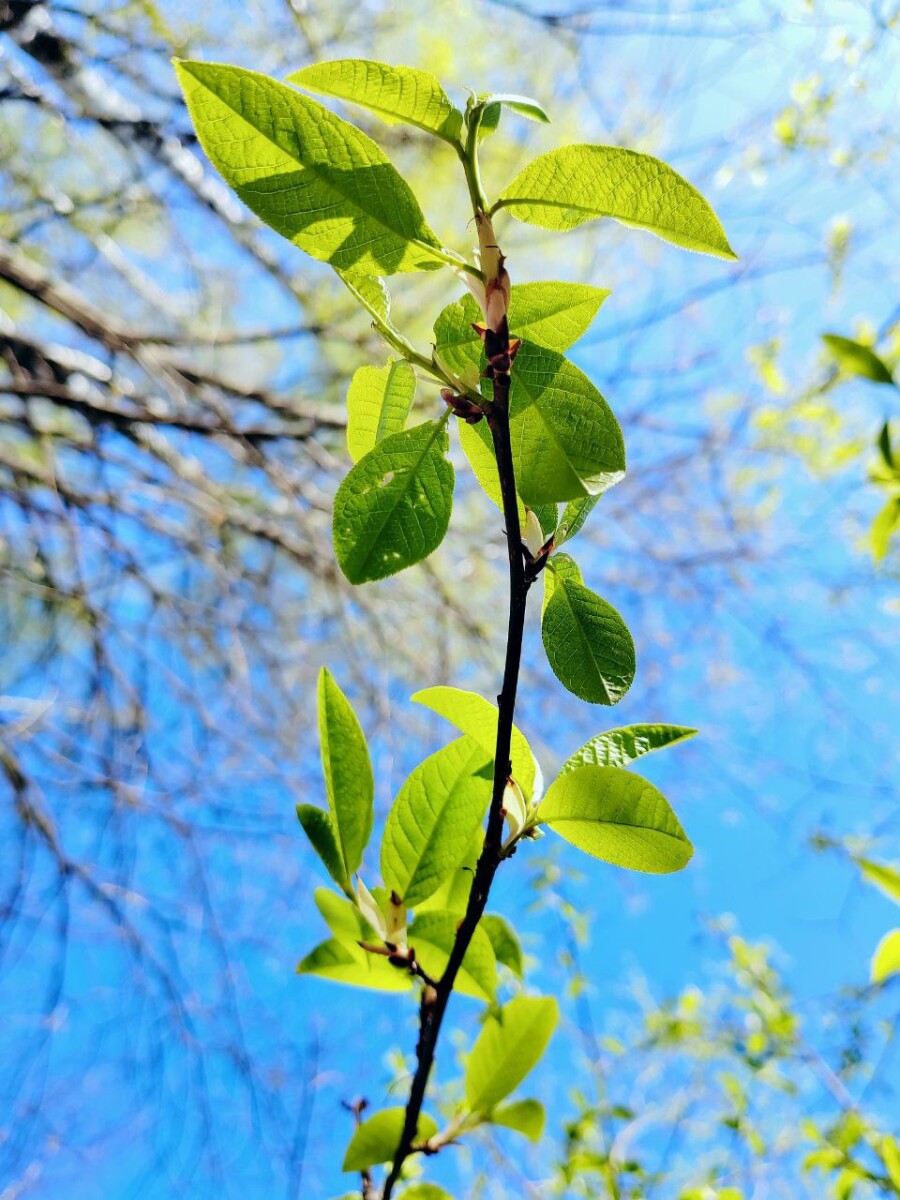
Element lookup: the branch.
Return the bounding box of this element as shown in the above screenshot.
[380,237,529,1199]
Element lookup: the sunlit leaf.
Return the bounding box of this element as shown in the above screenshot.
[856,858,900,904]
[870,928,900,984]
[346,360,416,462]
[297,938,411,993]
[318,667,374,877]
[464,996,558,1113]
[496,144,736,259]
[342,1107,438,1171]
[480,914,524,979]
[478,92,550,124]
[175,61,446,274]
[289,59,463,143]
[538,764,693,874]
[542,572,635,704]
[822,334,895,385]
[562,724,698,772]
[489,1098,546,1142]
[333,420,454,583]
[412,685,540,801]
[314,887,378,943]
[381,737,492,906]
[411,910,497,1000]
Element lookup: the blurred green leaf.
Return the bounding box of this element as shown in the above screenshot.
[480,914,524,979]
[465,995,558,1113]
[822,334,894,384]
[342,1107,438,1171]
[489,1097,546,1141]
[871,929,900,983]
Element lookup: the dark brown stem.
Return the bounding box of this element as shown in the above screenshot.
[380,347,529,1199]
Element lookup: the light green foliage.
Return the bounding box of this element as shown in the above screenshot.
[395,1185,453,1199]
[856,858,900,904]
[554,494,602,546]
[317,668,374,878]
[822,334,895,385]
[509,341,626,505]
[541,570,635,704]
[489,1098,546,1142]
[332,420,454,583]
[496,144,736,258]
[343,1107,438,1171]
[871,929,900,983]
[562,724,698,772]
[478,93,551,124]
[295,804,348,893]
[416,828,482,915]
[464,995,559,1114]
[289,59,464,143]
[314,887,378,943]
[541,550,583,612]
[480,914,524,979]
[174,62,446,275]
[537,764,693,873]
[455,421,556,539]
[412,685,540,801]
[297,938,412,992]
[381,737,492,906]
[410,910,497,999]
[346,360,416,462]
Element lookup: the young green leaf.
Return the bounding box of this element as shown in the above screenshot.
[479,92,550,124]
[333,419,454,584]
[289,59,464,143]
[318,668,374,878]
[314,887,378,944]
[415,828,483,916]
[412,685,541,801]
[537,764,693,873]
[555,494,603,546]
[480,914,524,979]
[464,995,558,1114]
[856,858,900,904]
[456,422,556,542]
[562,724,698,772]
[381,737,492,907]
[871,496,900,563]
[870,928,900,984]
[297,938,411,993]
[174,61,447,275]
[434,283,610,374]
[296,804,350,894]
[542,551,583,613]
[396,1186,453,1200]
[496,144,736,259]
[346,360,416,463]
[411,911,497,1000]
[822,334,895,385]
[509,341,626,505]
[338,270,394,327]
[342,1107,438,1171]
[489,1098,546,1142]
[542,573,635,704]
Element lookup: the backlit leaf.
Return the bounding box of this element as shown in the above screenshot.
[497,144,736,259]
[333,420,454,583]
[297,938,411,993]
[489,1098,546,1142]
[822,334,894,384]
[346,359,416,462]
[342,1107,438,1171]
[538,764,693,873]
[562,724,698,772]
[464,995,558,1113]
[542,573,635,704]
[871,928,900,984]
[411,910,497,1000]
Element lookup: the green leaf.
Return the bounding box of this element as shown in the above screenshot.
[542,551,583,613]
[464,995,558,1114]
[318,668,374,878]
[297,938,411,993]
[381,737,492,907]
[479,92,550,124]
[416,828,482,915]
[870,928,900,984]
[542,573,635,704]
[314,887,378,943]
[412,685,540,801]
[338,271,394,326]
[509,340,626,505]
[477,101,502,140]
[342,1107,438,1171]
[489,1098,546,1142]
[434,284,610,378]
[537,764,693,874]
[822,334,895,384]
[480,914,524,979]
[555,494,603,546]
[878,421,896,470]
[496,144,736,259]
[174,61,446,275]
[562,724,698,772]
[333,420,454,584]
[856,858,900,904]
[296,804,349,893]
[346,359,416,463]
[411,910,497,1000]
[456,424,557,545]
[871,496,900,563]
[881,1135,900,1191]
[289,59,463,143]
